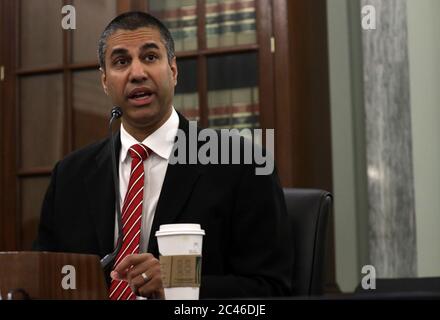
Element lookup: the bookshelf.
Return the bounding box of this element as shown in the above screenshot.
[147,0,267,131]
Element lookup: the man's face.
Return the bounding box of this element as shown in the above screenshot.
[101,27,177,135]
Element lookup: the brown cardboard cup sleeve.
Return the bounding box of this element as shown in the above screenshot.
[160,255,202,288]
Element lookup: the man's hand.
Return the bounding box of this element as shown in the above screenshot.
[111,253,165,299]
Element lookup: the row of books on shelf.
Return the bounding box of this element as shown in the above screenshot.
[208,85,259,130]
[149,0,198,51]
[174,86,259,129]
[206,0,257,48]
[149,0,257,52]
[175,103,260,129]
[208,104,260,129]
[174,92,199,121]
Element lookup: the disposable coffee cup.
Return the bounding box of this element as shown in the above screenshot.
[155,224,205,300]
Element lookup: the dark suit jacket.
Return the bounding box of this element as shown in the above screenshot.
[34,114,293,298]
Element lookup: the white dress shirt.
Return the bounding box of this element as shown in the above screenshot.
[114,108,179,252]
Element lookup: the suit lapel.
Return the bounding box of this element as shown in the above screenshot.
[83,132,121,257]
[148,115,204,255]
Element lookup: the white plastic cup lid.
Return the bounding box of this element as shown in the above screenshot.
[155,223,205,237]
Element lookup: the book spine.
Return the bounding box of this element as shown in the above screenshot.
[206,0,220,48]
[164,0,184,52]
[235,0,257,45]
[207,55,231,127]
[231,52,259,129]
[207,51,260,129]
[218,0,237,47]
[179,1,197,51]
[182,92,199,120]
[174,58,199,120]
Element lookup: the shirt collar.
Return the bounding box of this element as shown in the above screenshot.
[120,107,179,162]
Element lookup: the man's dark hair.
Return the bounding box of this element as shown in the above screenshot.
[98,11,175,70]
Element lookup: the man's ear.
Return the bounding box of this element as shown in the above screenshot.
[100,67,109,95]
[170,57,178,86]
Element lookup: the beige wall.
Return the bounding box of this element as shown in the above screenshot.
[407,0,440,277]
[327,0,366,292]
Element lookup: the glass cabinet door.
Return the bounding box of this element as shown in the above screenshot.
[149,0,198,52]
[207,52,259,129]
[206,0,257,49]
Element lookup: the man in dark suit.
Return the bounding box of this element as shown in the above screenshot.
[34,11,292,299]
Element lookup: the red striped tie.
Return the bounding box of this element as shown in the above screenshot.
[109,143,149,300]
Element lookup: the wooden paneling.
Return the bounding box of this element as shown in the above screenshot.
[271,0,293,187]
[255,0,275,130]
[0,0,3,252]
[0,252,108,299]
[286,0,333,191]
[117,0,132,13]
[197,0,208,127]
[0,0,18,251]
[286,0,337,293]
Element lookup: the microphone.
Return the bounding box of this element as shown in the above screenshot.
[101,106,123,269]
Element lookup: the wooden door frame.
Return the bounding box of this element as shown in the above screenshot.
[0,0,3,250]
[277,0,339,293]
[271,0,294,188]
[0,0,18,251]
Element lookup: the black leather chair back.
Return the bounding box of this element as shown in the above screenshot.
[283,188,332,296]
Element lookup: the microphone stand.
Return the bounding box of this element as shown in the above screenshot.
[100,106,123,270]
